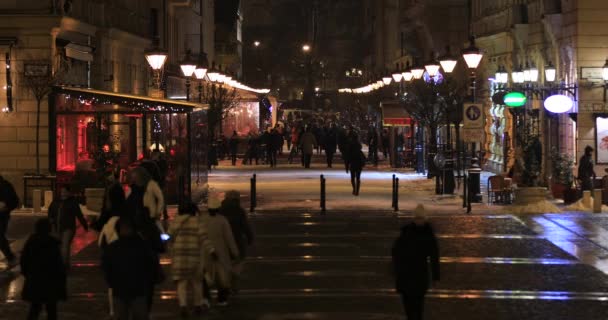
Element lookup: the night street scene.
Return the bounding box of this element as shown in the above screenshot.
[2,0,608,319]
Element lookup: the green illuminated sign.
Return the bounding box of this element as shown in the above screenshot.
[503,92,526,107]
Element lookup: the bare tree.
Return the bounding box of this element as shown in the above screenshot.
[23,62,62,174]
[199,82,240,139]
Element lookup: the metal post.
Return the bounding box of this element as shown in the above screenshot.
[463,173,467,209]
[250,174,257,213]
[394,178,399,212]
[320,174,326,214]
[392,174,396,209]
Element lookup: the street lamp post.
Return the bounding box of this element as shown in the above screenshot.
[461,36,484,205]
[302,44,315,113]
[180,50,197,101]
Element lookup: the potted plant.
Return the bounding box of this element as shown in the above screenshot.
[550,147,575,200]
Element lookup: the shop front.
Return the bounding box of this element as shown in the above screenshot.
[49,87,209,205]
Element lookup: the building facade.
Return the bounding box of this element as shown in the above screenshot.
[471,0,608,181]
[0,0,214,200]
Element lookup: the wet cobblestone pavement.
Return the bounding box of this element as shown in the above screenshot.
[2,211,608,319]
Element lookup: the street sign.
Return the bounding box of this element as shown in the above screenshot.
[463,128,484,142]
[463,103,484,128]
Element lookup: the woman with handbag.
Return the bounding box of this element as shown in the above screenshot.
[201,196,239,306]
[169,202,215,318]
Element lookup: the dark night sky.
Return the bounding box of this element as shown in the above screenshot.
[215,0,240,27]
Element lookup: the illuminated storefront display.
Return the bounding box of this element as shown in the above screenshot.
[49,87,208,204]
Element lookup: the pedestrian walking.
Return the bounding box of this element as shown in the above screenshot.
[168,202,215,318]
[347,134,366,196]
[381,129,390,161]
[0,175,19,266]
[578,145,595,191]
[97,188,127,318]
[102,217,159,320]
[324,124,337,168]
[21,218,66,320]
[220,190,254,293]
[229,131,239,166]
[127,166,165,249]
[48,185,89,268]
[201,197,239,306]
[391,204,440,320]
[368,127,379,166]
[245,133,259,165]
[338,127,351,173]
[299,127,317,169]
[92,169,126,232]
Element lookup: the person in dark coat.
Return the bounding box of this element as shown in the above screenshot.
[93,171,126,232]
[102,218,159,320]
[392,204,440,320]
[578,145,595,191]
[347,134,365,196]
[48,186,89,268]
[338,127,351,173]
[219,190,254,293]
[0,175,19,265]
[368,128,379,166]
[245,133,259,165]
[21,218,66,320]
[229,131,239,166]
[324,124,337,168]
[381,129,390,161]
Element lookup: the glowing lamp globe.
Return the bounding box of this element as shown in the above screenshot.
[145,49,168,70]
[411,66,425,80]
[544,94,574,114]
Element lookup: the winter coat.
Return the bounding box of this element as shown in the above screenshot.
[21,233,67,303]
[391,222,440,295]
[168,214,214,281]
[299,132,317,155]
[143,180,164,220]
[98,216,120,248]
[102,235,158,301]
[0,177,19,214]
[348,143,366,172]
[48,197,88,233]
[93,182,125,231]
[220,199,254,259]
[324,129,337,154]
[229,135,239,153]
[200,212,239,280]
[578,154,594,179]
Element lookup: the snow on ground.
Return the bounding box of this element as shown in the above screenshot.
[209,165,496,214]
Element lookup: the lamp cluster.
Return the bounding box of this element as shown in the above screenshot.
[494,62,549,84]
[145,48,270,96]
[339,37,484,94]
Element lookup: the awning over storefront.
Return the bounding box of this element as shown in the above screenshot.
[51,86,208,113]
[49,87,210,204]
[381,101,411,127]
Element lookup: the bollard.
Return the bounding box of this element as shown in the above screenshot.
[320,175,326,214]
[582,190,592,208]
[394,178,399,212]
[33,189,41,213]
[250,174,257,213]
[392,174,396,209]
[250,177,255,213]
[463,173,468,209]
[44,190,53,209]
[593,189,602,213]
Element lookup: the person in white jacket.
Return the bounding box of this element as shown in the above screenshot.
[201,196,239,306]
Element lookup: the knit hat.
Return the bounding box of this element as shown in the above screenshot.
[208,196,221,210]
[413,204,426,219]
